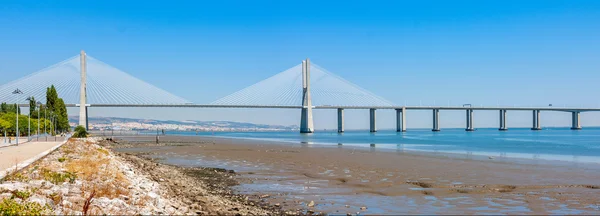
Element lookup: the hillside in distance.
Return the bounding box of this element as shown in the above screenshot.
[68,116,299,131]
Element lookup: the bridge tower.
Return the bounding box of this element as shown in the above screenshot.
[78,50,89,130]
[300,58,314,133]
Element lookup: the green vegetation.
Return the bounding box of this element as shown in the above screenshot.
[57,157,67,163]
[40,168,77,184]
[72,125,88,138]
[0,198,49,216]
[0,85,70,136]
[0,103,20,114]
[10,190,32,200]
[3,172,29,183]
[46,85,70,133]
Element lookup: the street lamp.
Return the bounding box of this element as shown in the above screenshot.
[26,97,32,142]
[44,106,47,141]
[12,89,23,145]
[37,102,42,141]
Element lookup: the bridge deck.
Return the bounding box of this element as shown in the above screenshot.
[46,104,600,112]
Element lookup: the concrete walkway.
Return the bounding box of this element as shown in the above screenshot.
[0,137,68,179]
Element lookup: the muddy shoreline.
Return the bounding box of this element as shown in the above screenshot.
[110,135,600,214]
[101,139,291,215]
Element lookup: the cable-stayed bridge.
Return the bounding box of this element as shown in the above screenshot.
[1,51,598,133]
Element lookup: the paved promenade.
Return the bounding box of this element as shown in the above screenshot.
[0,137,68,179]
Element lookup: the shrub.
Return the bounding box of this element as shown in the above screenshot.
[41,168,77,184]
[58,157,66,163]
[4,172,29,182]
[10,190,31,200]
[73,125,88,138]
[0,198,49,215]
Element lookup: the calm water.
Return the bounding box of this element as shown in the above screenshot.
[161,127,600,164]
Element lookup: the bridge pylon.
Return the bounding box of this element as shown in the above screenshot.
[300,58,314,133]
[78,50,88,130]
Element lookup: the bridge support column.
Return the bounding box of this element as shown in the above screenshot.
[300,59,314,133]
[337,108,344,133]
[499,110,507,131]
[531,110,541,130]
[571,111,581,130]
[370,108,377,133]
[465,109,474,131]
[78,50,89,130]
[432,109,440,132]
[396,107,406,132]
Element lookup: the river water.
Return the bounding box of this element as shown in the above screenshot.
[162,127,600,164]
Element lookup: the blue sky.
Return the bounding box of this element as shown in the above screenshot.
[1,0,600,129]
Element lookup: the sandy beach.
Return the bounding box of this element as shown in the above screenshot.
[112,135,600,215]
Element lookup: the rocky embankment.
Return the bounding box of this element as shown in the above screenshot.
[0,138,275,215]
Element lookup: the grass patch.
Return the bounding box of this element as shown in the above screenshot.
[0,198,49,215]
[49,192,62,206]
[62,148,74,155]
[41,168,77,184]
[4,172,29,182]
[96,148,109,155]
[10,190,32,200]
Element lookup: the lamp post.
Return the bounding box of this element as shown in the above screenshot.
[12,89,23,145]
[28,107,30,141]
[52,113,56,141]
[37,102,42,141]
[26,97,33,142]
[44,107,47,141]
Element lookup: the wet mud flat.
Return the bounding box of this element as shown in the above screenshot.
[100,139,283,215]
[111,135,600,215]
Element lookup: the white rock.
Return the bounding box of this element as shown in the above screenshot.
[0,193,12,200]
[0,182,28,191]
[28,195,55,207]
[148,191,159,199]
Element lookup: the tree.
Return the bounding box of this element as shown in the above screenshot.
[0,103,20,114]
[46,85,58,112]
[0,103,6,113]
[56,98,70,132]
[0,118,12,137]
[27,96,36,116]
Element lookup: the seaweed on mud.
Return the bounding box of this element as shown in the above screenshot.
[183,168,238,188]
[336,178,348,183]
[421,190,434,195]
[408,181,433,188]
[452,188,471,194]
[498,185,517,193]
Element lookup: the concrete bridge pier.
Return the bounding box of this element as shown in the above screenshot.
[78,50,89,130]
[300,59,314,133]
[499,110,508,131]
[531,110,541,130]
[571,111,581,130]
[465,109,475,131]
[432,109,440,132]
[337,108,344,133]
[396,107,406,132]
[370,108,377,133]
